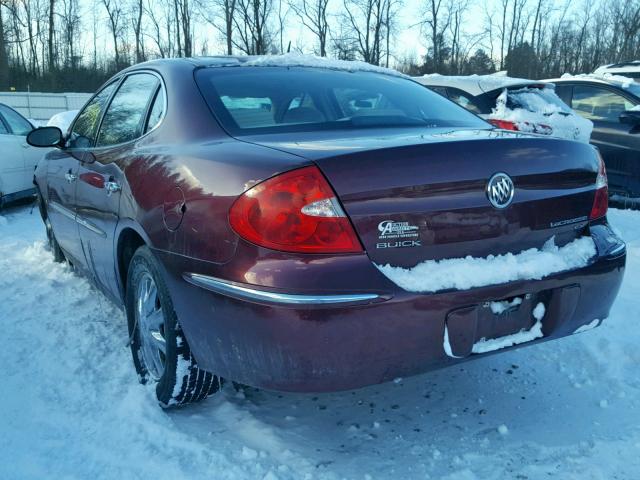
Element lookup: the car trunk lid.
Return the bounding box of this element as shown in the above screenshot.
[241,128,599,268]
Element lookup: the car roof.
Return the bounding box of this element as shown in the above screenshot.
[545,73,637,88]
[124,54,408,78]
[413,73,542,96]
[594,61,640,74]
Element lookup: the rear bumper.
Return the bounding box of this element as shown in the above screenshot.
[156,224,625,393]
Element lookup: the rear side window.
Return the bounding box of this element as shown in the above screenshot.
[96,73,159,147]
[571,85,634,122]
[615,72,640,81]
[145,87,165,133]
[0,105,32,135]
[69,81,118,148]
[553,84,572,105]
[196,67,489,135]
[428,86,448,96]
[446,88,482,114]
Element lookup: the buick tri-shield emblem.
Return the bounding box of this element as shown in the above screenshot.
[486,172,515,209]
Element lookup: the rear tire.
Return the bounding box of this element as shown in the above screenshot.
[125,245,222,407]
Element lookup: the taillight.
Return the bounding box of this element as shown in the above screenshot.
[488,119,554,136]
[534,123,553,136]
[589,152,608,220]
[229,166,363,254]
[488,119,519,131]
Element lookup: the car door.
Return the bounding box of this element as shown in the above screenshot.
[0,104,40,190]
[570,84,640,195]
[0,115,26,198]
[75,72,162,300]
[46,81,120,265]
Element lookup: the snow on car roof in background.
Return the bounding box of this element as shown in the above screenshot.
[47,110,78,133]
[594,61,640,74]
[547,73,639,89]
[202,53,409,78]
[414,72,541,96]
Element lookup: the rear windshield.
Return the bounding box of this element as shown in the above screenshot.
[506,87,572,114]
[624,82,640,97]
[195,67,489,135]
[615,72,640,81]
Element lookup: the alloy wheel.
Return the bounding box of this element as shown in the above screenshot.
[136,272,166,380]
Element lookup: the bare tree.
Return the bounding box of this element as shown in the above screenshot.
[289,0,330,56]
[3,0,640,93]
[102,0,125,68]
[48,0,55,72]
[175,0,193,56]
[198,0,238,55]
[19,0,39,75]
[233,0,273,54]
[421,0,450,70]
[59,0,81,68]
[132,0,145,62]
[341,0,390,65]
[0,1,9,87]
[276,0,288,52]
[145,0,172,57]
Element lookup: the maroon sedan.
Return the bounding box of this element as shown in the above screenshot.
[26,57,625,407]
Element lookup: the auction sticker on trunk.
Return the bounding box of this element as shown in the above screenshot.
[376,220,421,249]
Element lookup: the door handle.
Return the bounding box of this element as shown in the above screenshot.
[21,143,30,149]
[65,172,77,183]
[105,181,121,195]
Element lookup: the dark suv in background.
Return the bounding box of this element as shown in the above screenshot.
[548,75,640,202]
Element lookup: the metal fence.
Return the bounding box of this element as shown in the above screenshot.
[0,91,92,123]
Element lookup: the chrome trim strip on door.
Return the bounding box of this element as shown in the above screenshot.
[183,273,382,306]
[48,201,106,238]
[48,201,76,221]
[76,216,107,238]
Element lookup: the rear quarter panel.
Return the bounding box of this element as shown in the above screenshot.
[114,62,311,264]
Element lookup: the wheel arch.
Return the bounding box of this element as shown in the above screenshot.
[115,220,153,300]
[33,180,47,221]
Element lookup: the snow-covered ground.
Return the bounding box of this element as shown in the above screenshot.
[1,203,639,480]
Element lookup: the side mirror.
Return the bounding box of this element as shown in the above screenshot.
[619,110,640,126]
[26,126,64,148]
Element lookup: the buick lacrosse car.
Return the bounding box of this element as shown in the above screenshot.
[27,56,626,407]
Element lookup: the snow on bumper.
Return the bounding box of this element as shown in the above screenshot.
[375,236,597,294]
[160,227,625,392]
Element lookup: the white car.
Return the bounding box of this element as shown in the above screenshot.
[46,110,79,133]
[593,61,640,81]
[0,104,43,207]
[414,73,593,143]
